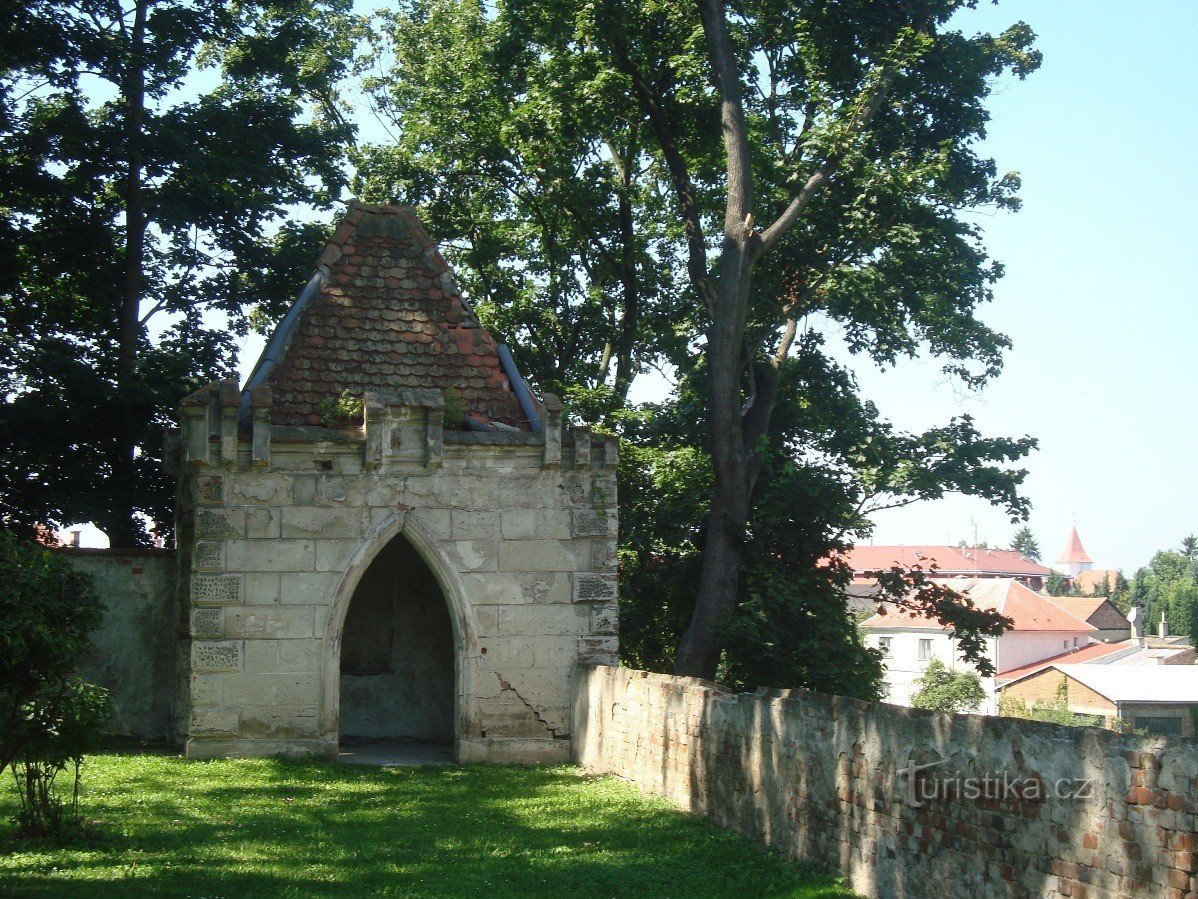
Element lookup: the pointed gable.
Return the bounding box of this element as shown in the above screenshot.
[248,202,532,429]
[1056,526,1093,565]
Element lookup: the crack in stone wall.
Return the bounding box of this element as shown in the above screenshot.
[497,673,568,740]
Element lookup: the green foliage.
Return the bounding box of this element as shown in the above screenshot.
[1045,571,1070,597]
[442,388,466,429]
[910,660,986,714]
[317,390,364,429]
[0,756,850,896]
[0,532,107,836]
[617,359,1016,691]
[353,0,686,400]
[998,679,1102,729]
[10,679,109,837]
[0,1,357,544]
[1120,539,1198,636]
[1010,526,1041,562]
[0,533,103,772]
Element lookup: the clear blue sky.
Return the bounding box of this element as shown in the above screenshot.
[839,0,1198,571]
[221,1,1196,574]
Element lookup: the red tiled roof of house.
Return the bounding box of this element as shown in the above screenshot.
[842,545,1051,578]
[995,640,1137,683]
[1072,569,1118,596]
[1046,596,1130,632]
[860,578,1098,634]
[256,202,530,429]
[1056,525,1093,565]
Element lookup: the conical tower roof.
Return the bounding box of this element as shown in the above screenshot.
[1056,525,1093,565]
[242,202,535,429]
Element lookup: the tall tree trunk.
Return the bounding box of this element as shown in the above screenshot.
[111,0,149,547]
[674,242,756,678]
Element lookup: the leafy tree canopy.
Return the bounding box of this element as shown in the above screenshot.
[910,659,986,714]
[0,0,357,544]
[1010,525,1040,561]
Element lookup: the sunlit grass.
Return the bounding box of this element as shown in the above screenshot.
[0,753,851,897]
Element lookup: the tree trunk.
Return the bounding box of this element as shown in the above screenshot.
[111,1,148,547]
[673,241,755,678]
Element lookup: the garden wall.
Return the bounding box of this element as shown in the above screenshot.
[573,664,1198,899]
[62,548,179,742]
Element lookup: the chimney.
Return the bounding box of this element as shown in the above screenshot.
[1160,612,1169,639]
[1128,606,1144,642]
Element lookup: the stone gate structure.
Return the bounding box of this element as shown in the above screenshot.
[170,202,618,763]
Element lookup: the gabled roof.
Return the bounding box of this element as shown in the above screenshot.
[243,202,535,430]
[843,545,1051,578]
[1056,526,1093,565]
[995,640,1138,684]
[1036,664,1198,704]
[1046,596,1130,632]
[1072,569,1119,596]
[860,578,1098,634]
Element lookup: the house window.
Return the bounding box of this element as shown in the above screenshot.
[1063,640,1070,650]
[1133,716,1183,737]
[918,639,932,661]
[878,637,891,655]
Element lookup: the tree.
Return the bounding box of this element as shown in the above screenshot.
[910,659,985,714]
[0,530,110,835]
[1011,526,1040,561]
[352,0,690,410]
[1122,543,1198,637]
[0,1,356,545]
[357,0,1036,682]
[1045,571,1070,597]
[583,0,1039,677]
[1182,534,1197,561]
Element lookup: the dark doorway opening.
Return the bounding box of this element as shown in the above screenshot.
[339,534,454,750]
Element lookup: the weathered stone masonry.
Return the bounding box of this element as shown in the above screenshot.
[166,202,619,763]
[574,665,1198,899]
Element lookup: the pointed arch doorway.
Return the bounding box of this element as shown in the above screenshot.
[336,529,455,754]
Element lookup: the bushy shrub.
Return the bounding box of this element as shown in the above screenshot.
[0,530,108,835]
[11,679,110,835]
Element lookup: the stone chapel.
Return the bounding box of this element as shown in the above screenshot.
[167,202,618,763]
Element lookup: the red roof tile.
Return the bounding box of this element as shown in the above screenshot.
[1046,596,1130,631]
[995,640,1136,683]
[259,202,529,429]
[842,545,1051,578]
[1056,526,1093,565]
[860,578,1098,634]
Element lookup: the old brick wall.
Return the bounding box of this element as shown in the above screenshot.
[63,549,179,741]
[573,665,1198,899]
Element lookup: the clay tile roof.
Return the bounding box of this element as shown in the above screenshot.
[995,640,1138,683]
[1072,569,1119,596]
[1056,526,1093,565]
[1046,596,1130,632]
[247,202,532,429]
[842,545,1051,578]
[860,578,1098,634]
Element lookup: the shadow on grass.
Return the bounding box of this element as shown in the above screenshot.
[0,753,851,898]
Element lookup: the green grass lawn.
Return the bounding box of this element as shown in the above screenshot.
[0,753,851,898]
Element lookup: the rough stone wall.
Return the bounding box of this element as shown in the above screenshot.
[573,665,1198,899]
[63,549,179,741]
[176,385,617,763]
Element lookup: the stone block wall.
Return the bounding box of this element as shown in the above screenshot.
[573,665,1198,899]
[63,549,179,741]
[176,383,618,762]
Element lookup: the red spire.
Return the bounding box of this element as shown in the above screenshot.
[1056,525,1093,565]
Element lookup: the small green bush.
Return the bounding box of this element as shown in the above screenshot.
[318,390,364,428]
[11,679,109,836]
[0,531,108,836]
